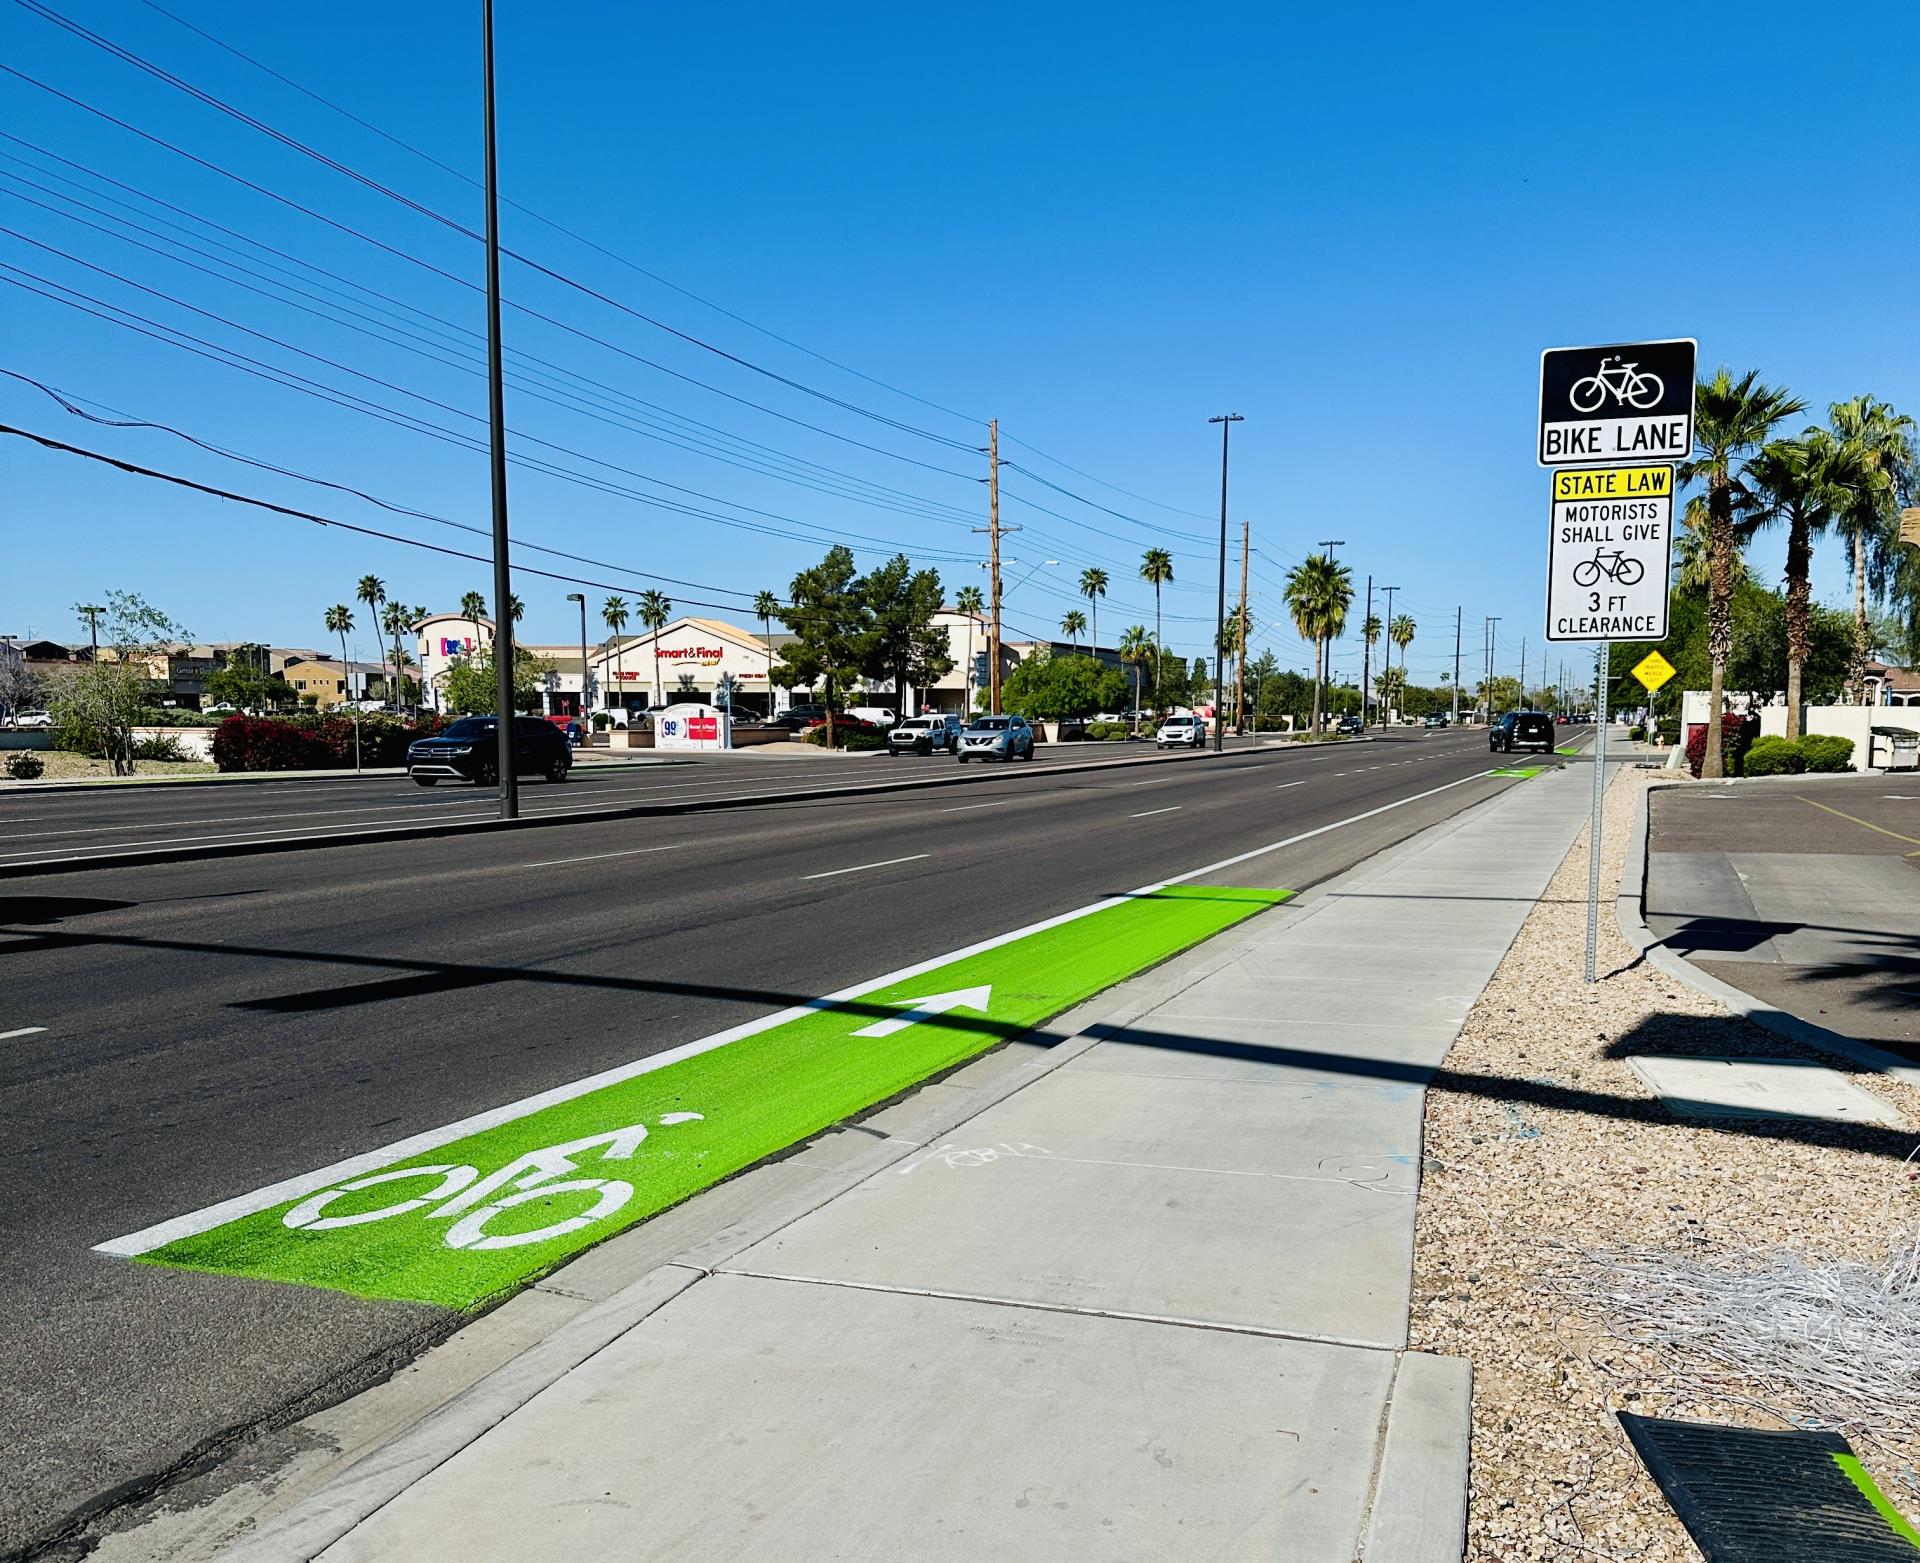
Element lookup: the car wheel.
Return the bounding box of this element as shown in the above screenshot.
[475,764,497,788]
[956,754,967,764]
[547,759,569,783]
[916,740,930,756]
[1022,742,1035,760]
[413,777,437,787]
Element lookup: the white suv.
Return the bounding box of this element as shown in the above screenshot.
[1155,715,1207,748]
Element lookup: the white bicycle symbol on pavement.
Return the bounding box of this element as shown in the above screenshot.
[1569,355,1664,412]
[281,1113,703,1253]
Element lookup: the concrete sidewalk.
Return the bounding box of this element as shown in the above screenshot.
[223,764,1599,1563]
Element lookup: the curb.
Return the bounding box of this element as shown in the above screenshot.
[0,758,681,796]
[1361,1352,1473,1563]
[1613,781,1920,1088]
[0,744,1271,879]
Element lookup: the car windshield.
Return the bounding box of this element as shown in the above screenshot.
[441,718,496,739]
[970,718,1009,730]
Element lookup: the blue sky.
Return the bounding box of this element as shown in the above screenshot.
[4,0,1915,690]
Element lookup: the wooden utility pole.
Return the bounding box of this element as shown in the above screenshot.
[988,419,1002,714]
[1235,520,1249,732]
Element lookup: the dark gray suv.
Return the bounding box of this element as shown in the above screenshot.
[1488,712,1554,755]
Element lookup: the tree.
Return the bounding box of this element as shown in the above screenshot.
[507,593,525,624]
[0,652,39,723]
[1828,395,1916,701]
[442,644,555,714]
[1139,548,1173,690]
[602,596,629,708]
[49,592,187,773]
[381,602,418,706]
[1746,432,1861,735]
[753,589,781,699]
[1245,649,1279,730]
[204,643,296,712]
[1190,655,1211,710]
[1118,626,1153,728]
[1000,652,1127,722]
[1681,368,1806,776]
[356,574,388,698]
[955,584,985,715]
[1284,552,1354,737]
[324,604,355,703]
[771,546,867,747]
[459,590,488,657]
[1060,608,1087,650]
[637,589,672,705]
[859,553,951,717]
[1078,567,1109,656]
[1388,614,1415,717]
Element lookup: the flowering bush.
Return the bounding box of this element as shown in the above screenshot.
[211,713,445,771]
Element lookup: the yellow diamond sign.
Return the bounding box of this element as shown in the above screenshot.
[1631,650,1675,693]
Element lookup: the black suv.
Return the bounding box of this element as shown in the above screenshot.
[1488,711,1554,755]
[408,716,573,786]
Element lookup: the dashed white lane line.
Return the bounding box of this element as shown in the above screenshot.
[940,799,1015,812]
[802,853,930,880]
[523,843,681,869]
[1129,806,1183,818]
[0,1026,48,1041]
[1274,781,1307,791]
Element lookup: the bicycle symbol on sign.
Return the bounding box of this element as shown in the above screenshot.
[280,1113,703,1253]
[1568,355,1664,413]
[1571,549,1645,588]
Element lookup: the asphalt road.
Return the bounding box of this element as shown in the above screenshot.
[0,726,1574,1557]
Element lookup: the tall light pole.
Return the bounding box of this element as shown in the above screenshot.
[1380,585,1400,724]
[566,592,589,723]
[482,0,516,819]
[1208,413,1242,753]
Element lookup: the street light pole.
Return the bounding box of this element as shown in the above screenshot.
[567,592,589,724]
[1380,585,1400,724]
[481,0,517,820]
[1208,413,1242,753]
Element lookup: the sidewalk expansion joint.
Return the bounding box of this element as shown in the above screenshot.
[707,1264,1405,1355]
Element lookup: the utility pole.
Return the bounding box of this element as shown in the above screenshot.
[1486,616,1502,717]
[1381,585,1400,723]
[973,419,1011,715]
[1207,413,1243,753]
[1236,519,1250,734]
[481,0,517,820]
[1359,576,1373,729]
[567,593,589,721]
[1520,636,1528,708]
[1452,606,1462,724]
[78,603,104,662]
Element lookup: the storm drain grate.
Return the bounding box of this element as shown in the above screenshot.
[1619,1413,1920,1560]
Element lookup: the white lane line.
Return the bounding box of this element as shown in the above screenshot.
[1274,781,1307,791]
[940,799,1015,812]
[802,853,930,880]
[522,843,681,869]
[96,763,1506,1259]
[0,1026,48,1041]
[1130,806,1182,818]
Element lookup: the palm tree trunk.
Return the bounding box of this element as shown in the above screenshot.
[1784,514,1810,740]
[1310,637,1324,737]
[1153,588,1163,702]
[1849,530,1870,703]
[1702,474,1734,779]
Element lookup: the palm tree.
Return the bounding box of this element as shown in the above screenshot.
[1139,548,1173,693]
[1078,567,1109,660]
[602,595,629,711]
[355,574,388,696]
[637,589,672,705]
[955,584,985,713]
[1283,552,1353,737]
[507,593,525,624]
[459,590,487,661]
[1829,396,1916,701]
[1388,614,1415,720]
[324,604,354,704]
[1118,625,1152,731]
[1681,369,1806,775]
[1747,432,1863,735]
[380,601,415,706]
[1361,613,1382,724]
[753,590,780,706]
[1060,608,1087,651]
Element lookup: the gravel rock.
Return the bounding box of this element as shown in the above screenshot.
[1410,765,1920,1560]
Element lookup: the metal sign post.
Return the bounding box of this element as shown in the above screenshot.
[1584,643,1609,984]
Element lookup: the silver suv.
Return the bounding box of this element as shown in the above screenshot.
[956,714,1035,763]
[887,714,962,755]
[1155,714,1207,748]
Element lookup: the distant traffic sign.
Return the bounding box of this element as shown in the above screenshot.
[1546,464,1673,642]
[1630,649,1676,693]
[1539,339,1696,467]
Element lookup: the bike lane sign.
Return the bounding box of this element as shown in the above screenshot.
[1545,463,1673,642]
[1538,338,1696,467]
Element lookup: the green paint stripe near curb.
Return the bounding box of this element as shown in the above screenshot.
[1832,1453,1920,1548]
[1555,745,1581,755]
[140,884,1290,1309]
[1489,766,1545,779]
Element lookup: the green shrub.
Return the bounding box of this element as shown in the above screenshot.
[131,734,190,762]
[844,730,886,751]
[1797,734,1854,773]
[5,751,45,780]
[1086,721,1109,740]
[1627,724,1645,742]
[1741,735,1804,777]
[1106,725,1131,741]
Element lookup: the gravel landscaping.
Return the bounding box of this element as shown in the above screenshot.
[1411,764,1920,1560]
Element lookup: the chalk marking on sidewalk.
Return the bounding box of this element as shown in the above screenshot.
[802,854,930,880]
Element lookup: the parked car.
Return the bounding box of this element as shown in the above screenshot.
[1423,712,1449,729]
[768,703,830,731]
[847,706,898,727]
[1488,711,1555,755]
[956,714,1034,762]
[1334,715,1363,736]
[887,714,962,755]
[407,715,573,786]
[1155,714,1208,749]
[11,709,52,729]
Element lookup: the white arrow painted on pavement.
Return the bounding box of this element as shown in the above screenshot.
[851,985,993,1039]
